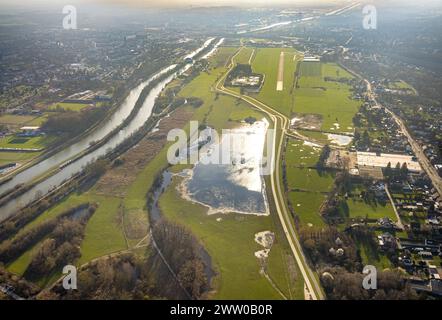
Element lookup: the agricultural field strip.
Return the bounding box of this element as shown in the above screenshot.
[216,46,324,300]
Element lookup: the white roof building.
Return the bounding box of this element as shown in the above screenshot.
[356,151,422,172]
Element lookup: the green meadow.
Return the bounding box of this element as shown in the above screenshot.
[211,46,238,68]
[287,167,335,192]
[284,138,334,227]
[289,191,327,227]
[250,48,298,116]
[294,62,361,133]
[338,185,396,221]
[0,151,38,166]
[285,139,321,168]
[159,177,303,299]
[0,135,55,150]
[234,47,255,65]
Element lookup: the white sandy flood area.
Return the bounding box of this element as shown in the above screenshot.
[327,133,353,146]
[254,230,275,260]
[303,140,322,149]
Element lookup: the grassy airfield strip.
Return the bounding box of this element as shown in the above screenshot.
[276,51,285,91]
[249,48,298,117]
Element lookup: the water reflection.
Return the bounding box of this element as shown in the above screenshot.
[182,120,269,216]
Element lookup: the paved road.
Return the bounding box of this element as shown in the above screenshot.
[215,47,324,300]
[364,80,442,197]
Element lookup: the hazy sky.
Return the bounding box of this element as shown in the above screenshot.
[0,0,345,8]
[0,0,440,9]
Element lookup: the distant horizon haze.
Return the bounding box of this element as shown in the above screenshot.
[1,0,441,10]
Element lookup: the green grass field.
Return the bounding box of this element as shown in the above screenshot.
[250,48,298,116]
[0,133,56,167]
[285,139,321,168]
[7,192,127,275]
[211,46,238,68]
[285,138,335,193]
[159,177,303,299]
[289,191,327,227]
[299,61,321,77]
[284,137,334,227]
[0,151,38,166]
[287,167,335,192]
[7,242,42,275]
[0,114,38,125]
[0,134,55,150]
[234,47,255,65]
[157,48,304,299]
[388,80,414,91]
[179,48,269,132]
[356,239,392,270]
[296,129,330,145]
[294,63,361,133]
[78,195,126,264]
[343,197,396,220]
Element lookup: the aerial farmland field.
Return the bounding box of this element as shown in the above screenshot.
[294,62,361,134]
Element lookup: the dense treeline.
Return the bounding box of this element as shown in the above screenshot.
[321,267,421,300]
[316,144,331,169]
[0,159,108,245]
[43,253,163,300]
[152,219,210,300]
[0,266,40,299]
[42,107,108,138]
[0,203,95,264]
[24,214,94,281]
[300,226,360,272]
[40,219,212,300]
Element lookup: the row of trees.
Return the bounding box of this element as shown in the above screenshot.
[42,107,108,138]
[321,266,421,300]
[316,144,331,169]
[384,161,409,181]
[0,204,94,264]
[43,218,211,300]
[24,217,91,281]
[44,253,161,300]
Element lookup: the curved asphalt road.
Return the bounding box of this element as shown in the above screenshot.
[215,47,324,300]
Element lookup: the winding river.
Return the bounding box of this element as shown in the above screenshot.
[0,38,217,222]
